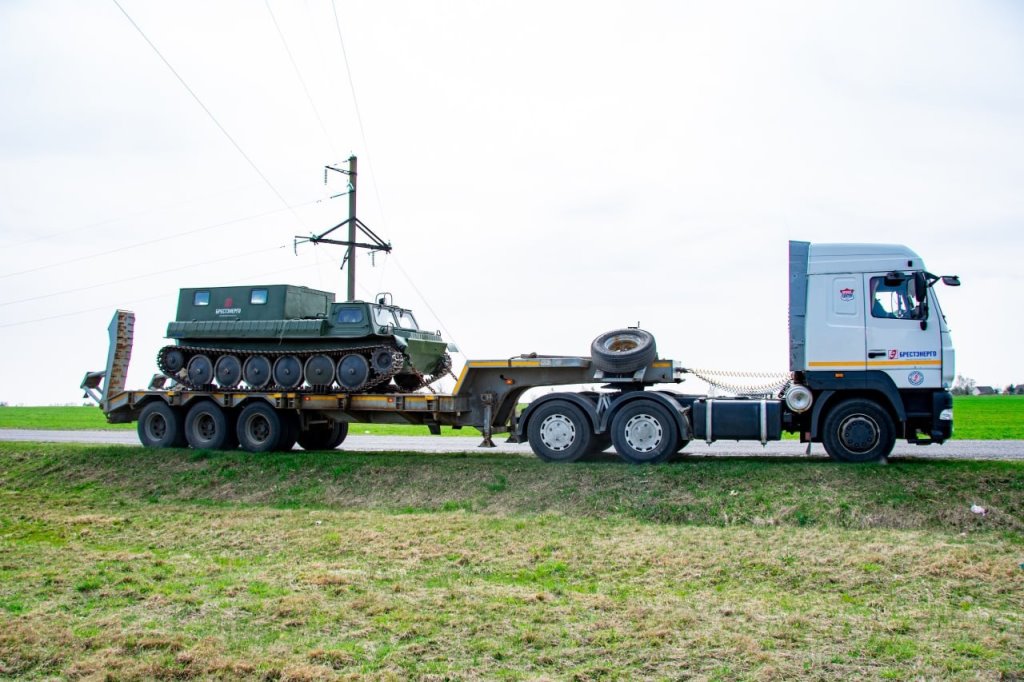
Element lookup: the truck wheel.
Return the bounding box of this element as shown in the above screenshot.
[669,438,692,462]
[236,402,283,453]
[590,329,657,373]
[297,421,349,450]
[610,400,678,464]
[184,400,236,450]
[822,398,896,462]
[137,401,186,448]
[527,400,594,463]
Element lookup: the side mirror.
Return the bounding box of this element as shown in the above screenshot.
[941,275,961,287]
[914,271,927,296]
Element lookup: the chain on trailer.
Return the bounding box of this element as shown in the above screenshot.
[682,367,793,398]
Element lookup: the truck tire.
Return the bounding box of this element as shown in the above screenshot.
[184,400,237,450]
[527,400,594,463]
[821,398,896,463]
[590,329,657,373]
[277,412,299,451]
[236,402,284,453]
[137,401,186,449]
[610,400,678,464]
[297,421,349,451]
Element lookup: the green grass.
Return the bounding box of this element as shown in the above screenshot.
[2,395,1022,440]
[0,442,1022,679]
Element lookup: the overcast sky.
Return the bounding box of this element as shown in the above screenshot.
[1,0,1022,406]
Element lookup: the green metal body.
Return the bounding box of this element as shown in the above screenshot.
[166,285,449,376]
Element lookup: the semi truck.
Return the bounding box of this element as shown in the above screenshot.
[83,240,960,463]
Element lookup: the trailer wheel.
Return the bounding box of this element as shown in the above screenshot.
[590,328,657,373]
[236,402,283,453]
[527,401,594,463]
[297,421,349,450]
[184,400,236,450]
[277,412,299,452]
[137,401,186,449]
[610,400,678,464]
[822,398,895,462]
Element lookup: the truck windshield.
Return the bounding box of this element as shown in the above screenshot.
[396,310,418,329]
[373,306,398,328]
[870,276,926,320]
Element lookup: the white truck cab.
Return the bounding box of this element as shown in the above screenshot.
[789,241,959,457]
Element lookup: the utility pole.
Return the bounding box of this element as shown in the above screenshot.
[346,155,357,301]
[294,155,391,301]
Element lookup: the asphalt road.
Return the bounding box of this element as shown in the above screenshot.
[1,429,1022,460]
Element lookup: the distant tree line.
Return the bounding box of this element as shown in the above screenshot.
[951,375,1024,396]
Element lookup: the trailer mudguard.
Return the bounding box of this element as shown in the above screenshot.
[598,392,691,441]
[516,392,601,438]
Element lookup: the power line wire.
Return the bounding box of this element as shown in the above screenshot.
[0,197,318,280]
[329,0,388,225]
[0,261,316,330]
[264,0,339,159]
[0,244,288,307]
[110,0,305,229]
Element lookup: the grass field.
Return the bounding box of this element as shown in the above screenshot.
[1,442,1022,679]
[2,395,1022,440]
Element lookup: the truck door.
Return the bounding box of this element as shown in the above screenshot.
[864,272,942,389]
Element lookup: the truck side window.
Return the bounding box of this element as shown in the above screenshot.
[870,277,925,320]
[336,308,364,324]
[193,291,210,306]
[250,288,268,305]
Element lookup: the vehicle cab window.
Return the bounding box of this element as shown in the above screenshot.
[870,275,926,320]
[336,307,364,324]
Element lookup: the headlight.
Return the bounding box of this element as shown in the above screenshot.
[939,409,953,421]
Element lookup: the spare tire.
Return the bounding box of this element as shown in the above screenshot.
[590,328,657,373]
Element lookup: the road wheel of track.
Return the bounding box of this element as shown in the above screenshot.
[527,400,593,463]
[336,354,370,391]
[273,355,303,389]
[610,400,677,464]
[184,400,236,450]
[822,398,895,462]
[187,354,214,386]
[137,401,186,448]
[304,354,336,388]
[214,355,242,388]
[242,355,272,390]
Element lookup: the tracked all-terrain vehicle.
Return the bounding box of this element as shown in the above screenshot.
[156,284,453,394]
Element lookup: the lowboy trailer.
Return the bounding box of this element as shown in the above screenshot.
[83,241,960,463]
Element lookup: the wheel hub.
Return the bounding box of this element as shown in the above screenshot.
[146,415,167,440]
[624,414,663,452]
[539,414,575,451]
[839,415,879,453]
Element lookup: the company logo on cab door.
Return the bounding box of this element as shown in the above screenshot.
[908,371,925,386]
[887,348,939,360]
[839,288,855,301]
